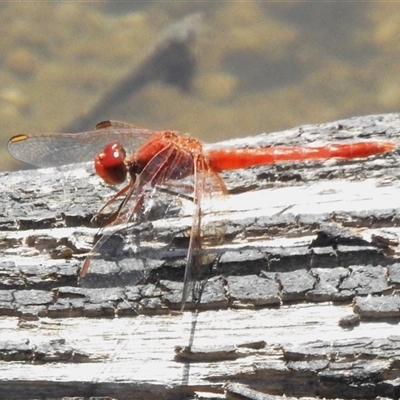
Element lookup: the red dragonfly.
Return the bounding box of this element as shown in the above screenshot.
[8,121,396,309]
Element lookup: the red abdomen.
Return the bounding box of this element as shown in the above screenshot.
[207,141,396,171]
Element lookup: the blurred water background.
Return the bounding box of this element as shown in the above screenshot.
[1,2,399,170]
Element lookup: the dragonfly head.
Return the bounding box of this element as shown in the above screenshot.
[94,141,127,185]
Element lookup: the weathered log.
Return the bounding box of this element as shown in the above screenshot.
[1,113,400,400]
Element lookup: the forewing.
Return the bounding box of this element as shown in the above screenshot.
[8,121,158,167]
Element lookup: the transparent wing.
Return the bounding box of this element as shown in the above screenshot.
[180,157,228,310]
[7,120,159,167]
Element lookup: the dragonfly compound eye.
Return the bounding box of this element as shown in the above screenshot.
[94,141,127,185]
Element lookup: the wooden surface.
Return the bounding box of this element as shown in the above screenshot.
[1,113,400,400]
